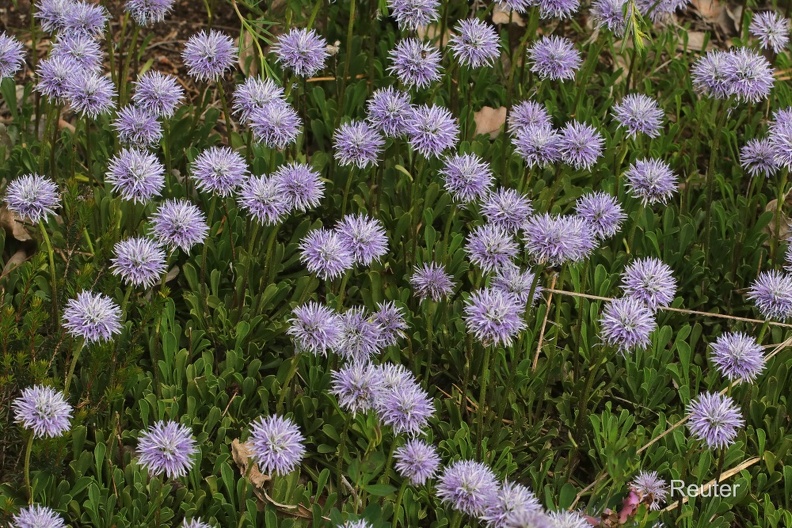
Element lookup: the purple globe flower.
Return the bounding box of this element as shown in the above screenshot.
[388,0,440,29]
[440,153,494,203]
[591,0,630,35]
[481,188,534,233]
[13,385,72,438]
[232,76,285,125]
[111,237,167,289]
[125,0,176,26]
[36,0,71,33]
[63,291,122,344]
[375,362,414,392]
[692,50,732,99]
[574,191,626,240]
[66,71,116,118]
[366,87,413,137]
[636,0,689,20]
[505,510,554,528]
[747,270,792,320]
[288,302,341,355]
[523,213,595,266]
[599,296,657,353]
[513,124,562,167]
[710,331,766,383]
[273,162,324,212]
[624,157,678,205]
[388,38,442,89]
[299,228,354,280]
[529,36,581,81]
[437,460,500,516]
[546,511,589,528]
[62,1,108,37]
[182,30,237,81]
[406,104,459,158]
[133,71,185,118]
[150,199,209,253]
[630,471,668,510]
[376,383,434,435]
[491,264,542,306]
[248,414,305,476]
[466,224,519,272]
[464,288,526,346]
[191,146,248,197]
[113,105,163,148]
[249,101,302,149]
[723,48,774,103]
[613,94,664,139]
[5,173,60,224]
[330,362,383,415]
[36,56,81,101]
[137,420,198,478]
[481,481,542,527]
[770,120,792,169]
[494,0,532,13]
[0,32,25,79]
[182,520,212,528]
[274,28,328,78]
[106,147,166,204]
[750,11,790,53]
[336,214,389,266]
[740,138,779,178]
[508,100,552,135]
[410,262,455,301]
[559,120,604,170]
[341,521,373,528]
[12,505,66,528]
[621,257,677,310]
[449,19,501,68]
[372,300,408,347]
[50,33,102,72]
[335,306,384,362]
[687,392,744,449]
[538,0,580,19]
[334,121,385,169]
[394,439,441,485]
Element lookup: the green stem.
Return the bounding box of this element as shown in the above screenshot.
[336,272,351,309]
[773,168,789,261]
[341,168,355,217]
[24,433,34,503]
[217,81,235,146]
[336,0,356,128]
[120,286,133,320]
[276,354,301,413]
[39,221,58,322]
[704,101,727,265]
[64,339,85,397]
[476,345,492,458]
[120,24,141,105]
[393,480,408,526]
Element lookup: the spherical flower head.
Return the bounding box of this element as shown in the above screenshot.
[62,1,108,37]
[62,291,122,344]
[686,392,744,449]
[624,157,678,205]
[770,121,792,169]
[613,94,664,139]
[183,519,212,528]
[376,383,434,435]
[621,257,677,310]
[133,71,185,118]
[523,213,595,266]
[336,306,384,362]
[440,153,494,203]
[36,56,81,101]
[35,0,71,34]
[106,147,166,204]
[111,237,167,289]
[232,76,285,125]
[750,11,790,53]
[137,420,198,478]
[372,300,408,347]
[0,32,25,80]
[481,188,534,233]
[546,511,589,528]
[591,0,630,36]
[288,302,341,355]
[366,87,413,137]
[125,0,176,26]
[375,362,415,393]
[182,30,237,81]
[388,38,442,89]
[575,191,626,240]
[723,47,774,103]
[747,270,792,320]
[13,385,72,438]
[410,262,455,301]
[491,263,542,306]
[334,121,385,169]
[12,505,66,528]
[388,0,440,29]
[150,199,209,253]
[113,105,163,148]
[538,0,580,19]
[481,481,542,527]
[335,213,388,266]
[299,228,354,280]
[513,124,562,168]
[449,19,501,68]
[436,460,499,516]
[50,32,102,72]
[330,362,383,415]
[273,162,324,212]
[464,288,526,347]
[559,120,604,170]
[191,146,248,197]
[340,521,373,528]
[274,28,328,78]
[5,173,60,224]
[692,50,732,99]
[598,296,657,353]
[406,104,459,158]
[740,138,779,178]
[710,331,766,383]
[466,224,519,272]
[631,471,668,510]
[394,439,441,485]
[66,70,116,118]
[529,36,581,81]
[248,414,305,476]
[249,101,302,149]
[494,0,532,14]
[508,100,552,135]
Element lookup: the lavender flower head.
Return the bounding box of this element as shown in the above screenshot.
[710,331,766,383]
[631,471,668,510]
[546,511,590,528]
[274,28,328,77]
[466,224,519,272]
[481,188,534,233]
[687,392,745,449]
[150,199,209,253]
[441,153,494,203]
[249,102,302,149]
[299,228,354,280]
[481,481,542,527]
[375,362,414,393]
[539,0,580,19]
[747,270,792,320]
[330,362,383,415]
[407,104,460,158]
[36,56,81,101]
[336,307,384,362]
[692,50,732,99]
[12,505,66,528]
[334,121,385,169]
[508,100,552,135]
[66,71,116,118]
[599,296,657,353]
[436,460,499,516]
[35,0,71,33]
[740,138,779,178]
[376,383,434,435]
[513,124,562,168]
[366,87,413,137]
[613,94,664,138]
[464,288,526,346]
[288,302,341,355]
[191,146,249,197]
[183,520,212,528]
[449,19,501,68]
[494,0,532,14]
[51,33,102,72]
[340,522,373,528]
[388,0,440,29]
[248,414,306,476]
[182,30,237,81]
[724,48,775,103]
[410,262,455,301]
[621,257,677,310]
[62,291,122,344]
[0,32,25,79]
[125,0,176,26]
[523,214,595,266]
[106,148,166,204]
[529,36,581,81]
[233,76,285,125]
[491,264,542,306]
[113,105,163,148]
[624,158,678,205]
[273,162,324,212]
[5,173,60,224]
[388,38,442,89]
[336,214,389,265]
[111,237,167,289]
[770,119,792,169]
[373,301,408,347]
[63,1,108,37]
[133,71,185,118]
[591,0,630,35]
[750,11,790,53]
[137,420,198,478]
[394,439,441,485]
[13,385,73,438]
[575,192,626,240]
[559,121,604,170]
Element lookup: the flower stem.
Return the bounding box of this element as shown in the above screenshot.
[24,432,34,503]
[39,221,58,322]
[276,354,301,413]
[393,480,408,526]
[63,339,85,397]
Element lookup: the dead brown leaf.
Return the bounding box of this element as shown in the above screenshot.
[231,439,270,488]
[416,24,451,47]
[474,106,507,139]
[2,249,29,277]
[690,0,737,36]
[492,5,526,26]
[238,30,258,77]
[765,191,792,240]
[0,206,32,241]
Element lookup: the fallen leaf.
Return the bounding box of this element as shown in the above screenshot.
[238,30,258,77]
[474,106,507,138]
[681,31,709,51]
[0,206,32,241]
[231,439,270,488]
[165,265,180,283]
[492,5,526,26]
[764,191,792,240]
[2,249,29,277]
